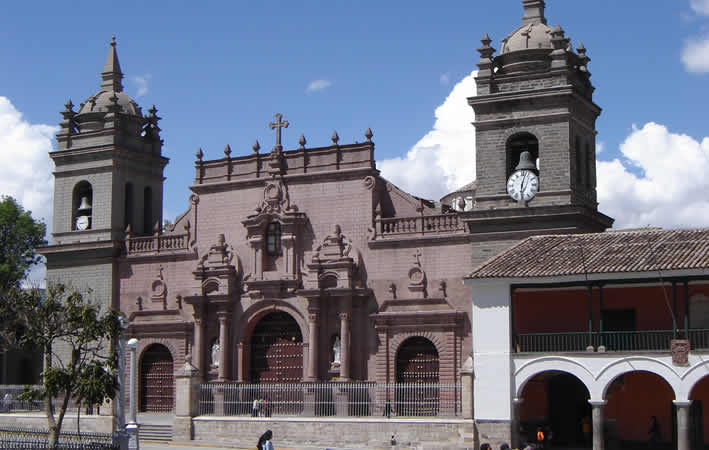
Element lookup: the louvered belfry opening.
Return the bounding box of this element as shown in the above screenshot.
[250,311,304,383]
[140,344,174,412]
[395,336,440,416]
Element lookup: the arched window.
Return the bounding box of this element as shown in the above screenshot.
[266,222,281,256]
[506,133,539,179]
[143,186,153,234]
[124,183,134,231]
[72,181,93,231]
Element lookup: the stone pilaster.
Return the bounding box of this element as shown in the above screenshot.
[460,357,473,420]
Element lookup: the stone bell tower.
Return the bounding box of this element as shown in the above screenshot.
[43,38,168,309]
[469,0,612,232]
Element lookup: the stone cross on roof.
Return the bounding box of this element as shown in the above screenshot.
[269,113,289,153]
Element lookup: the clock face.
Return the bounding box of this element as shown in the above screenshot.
[76,215,90,231]
[507,170,539,202]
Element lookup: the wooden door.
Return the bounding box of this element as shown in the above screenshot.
[395,337,439,416]
[140,344,174,412]
[250,311,303,383]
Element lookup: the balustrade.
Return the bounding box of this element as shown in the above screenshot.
[126,233,189,255]
[377,214,464,238]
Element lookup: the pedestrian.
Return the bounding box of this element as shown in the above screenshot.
[499,443,510,450]
[522,443,535,450]
[480,444,491,450]
[256,429,274,450]
[581,415,591,445]
[648,416,660,448]
[536,426,545,449]
[264,397,271,417]
[252,398,259,418]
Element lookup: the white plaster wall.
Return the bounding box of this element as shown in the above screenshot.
[470,280,513,420]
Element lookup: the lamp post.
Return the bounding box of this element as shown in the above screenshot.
[126,338,140,450]
[114,318,129,450]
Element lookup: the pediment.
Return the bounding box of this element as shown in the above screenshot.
[377,297,455,314]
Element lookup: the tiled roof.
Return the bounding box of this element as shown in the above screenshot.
[468,228,709,279]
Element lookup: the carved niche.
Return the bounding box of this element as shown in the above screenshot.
[242,177,307,296]
[151,266,168,308]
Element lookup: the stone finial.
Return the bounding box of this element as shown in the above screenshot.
[522,0,546,25]
[224,144,232,157]
[364,128,373,142]
[64,99,74,112]
[252,140,260,154]
[299,135,306,149]
[577,42,591,75]
[477,32,496,60]
[101,35,124,92]
[331,131,339,145]
[195,147,204,161]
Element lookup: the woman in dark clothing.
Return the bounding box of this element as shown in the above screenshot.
[256,429,273,450]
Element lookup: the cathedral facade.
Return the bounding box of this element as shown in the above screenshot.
[41,0,612,429]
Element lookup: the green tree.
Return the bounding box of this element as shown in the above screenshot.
[0,196,47,292]
[4,284,122,448]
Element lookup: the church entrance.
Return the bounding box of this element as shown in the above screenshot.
[395,336,439,416]
[139,344,174,412]
[249,311,303,383]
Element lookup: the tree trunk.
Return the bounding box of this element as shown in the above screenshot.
[44,349,59,448]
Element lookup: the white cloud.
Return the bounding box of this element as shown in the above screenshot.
[682,33,709,72]
[378,71,477,201]
[691,0,709,15]
[131,73,152,97]
[596,141,605,154]
[0,97,56,285]
[306,79,332,93]
[597,122,709,229]
[439,73,450,85]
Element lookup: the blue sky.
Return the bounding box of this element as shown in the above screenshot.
[2,0,709,246]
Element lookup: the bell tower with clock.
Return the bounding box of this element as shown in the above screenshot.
[43,38,168,311]
[468,0,612,233]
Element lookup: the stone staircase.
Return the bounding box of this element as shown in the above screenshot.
[139,423,172,442]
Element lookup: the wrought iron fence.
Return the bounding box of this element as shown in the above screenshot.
[0,386,43,412]
[514,329,708,353]
[199,382,461,418]
[0,427,118,449]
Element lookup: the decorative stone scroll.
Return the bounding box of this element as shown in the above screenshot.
[304,225,358,290]
[194,234,240,297]
[408,249,427,298]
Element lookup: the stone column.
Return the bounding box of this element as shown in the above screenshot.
[674,400,692,450]
[192,309,206,378]
[307,308,319,381]
[339,311,351,380]
[511,398,523,449]
[589,400,606,450]
[236,342,244,382]
[217,312,229,381]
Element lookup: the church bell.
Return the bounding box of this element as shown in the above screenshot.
[77,196,92,213]
[514,151,537,171]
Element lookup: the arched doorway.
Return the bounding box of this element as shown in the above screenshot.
[519,371,590,447]
[395,337,439,416]
[139,344,174,412]
[249,311,303,383]
[688,375,708,449]
[605,371,674,449]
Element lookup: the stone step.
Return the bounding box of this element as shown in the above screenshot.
[139,423,172,442]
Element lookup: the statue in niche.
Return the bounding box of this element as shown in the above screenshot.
[211,339,220,367]
[332,335,341,365]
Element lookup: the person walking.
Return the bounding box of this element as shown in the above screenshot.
[252,398,260,418]
[536,426,545,449]
[257,429,274,450]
